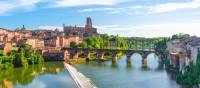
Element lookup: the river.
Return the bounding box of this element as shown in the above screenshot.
[0,62,76,88]
[74,53,180,88]
[0,53,180,88]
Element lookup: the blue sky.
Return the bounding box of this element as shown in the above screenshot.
[0,0,200,37]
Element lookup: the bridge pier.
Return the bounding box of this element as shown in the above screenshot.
[142,58,147,65]
[126,52,133,64]
[74,51,80,59]
[69,51,74,59]
[97,51,105,62]
[70,50,80,59]
[112,51,118,64]
[85,50,91,62]
[126,55,132,64]
[142,53,148,66]
[126,54,132,64]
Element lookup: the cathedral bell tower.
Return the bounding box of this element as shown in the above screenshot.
[85,17,93,29]
[84,17,97,37]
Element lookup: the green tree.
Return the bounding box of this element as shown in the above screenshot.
[171,33,190,40]
[78,42,87,48]
[0,50,4,56]
[70,41,78,48]
[176,49,200,87]
[20,48,28,67]
[0,44,44,70]
[81,34,131,49]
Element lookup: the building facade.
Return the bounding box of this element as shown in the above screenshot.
[26,37,44,49]
[63,17,98,37]
[167,36,200,71]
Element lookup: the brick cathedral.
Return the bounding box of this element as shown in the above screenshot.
[63,17,98,37]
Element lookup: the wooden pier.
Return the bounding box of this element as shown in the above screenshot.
[63,62,97,88]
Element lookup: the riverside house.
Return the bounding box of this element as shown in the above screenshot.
[167,36,200,71]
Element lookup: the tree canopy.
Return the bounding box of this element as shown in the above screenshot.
[72,34,131,49]
[0,44,44,70]
[171,33,190,40]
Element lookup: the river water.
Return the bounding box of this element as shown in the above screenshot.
[74,53,180,88]
[0,62,76,88]
[0,54,180,88]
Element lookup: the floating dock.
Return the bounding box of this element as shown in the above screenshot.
[63,62,97,88]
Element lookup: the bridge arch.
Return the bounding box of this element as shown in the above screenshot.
[125,51,160,66]
[127,53,143,67]
[125,52,144,64]
[146,53,160,68]
[61,48,159,65]
[141,52,160,66]
[131,53,143,57]
[146,53,160,59]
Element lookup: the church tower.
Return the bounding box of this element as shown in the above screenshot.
[85,17,93,29]
[22,25,25,30]
[84,17,97,37]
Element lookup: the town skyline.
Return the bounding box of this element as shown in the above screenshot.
[0,1,200,88]
[1,0,200,37]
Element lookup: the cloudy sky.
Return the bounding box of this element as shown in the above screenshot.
[0,0,200,37]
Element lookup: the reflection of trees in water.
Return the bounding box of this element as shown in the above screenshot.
[156,63,164,70]
[126,63,132,69]
[140,62,164,71]
[0,62,65,87]
[85,62,108,68]
[111,63,119,69]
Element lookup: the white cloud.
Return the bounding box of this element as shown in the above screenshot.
[0,0,42,16]
[1,0,200,15]
[77,0,200,14]
[193,0,200,2]
[0,2,16,15]
[47,0,133,8]
[38,26,63,31]
[0,0,133,15]
[192,12,200,14]
[78,8,116,12]
[96,22,200,38]
[148,1,200,14]
[20,0,41,6]
[77,6,143,15]
[96,25,136,36]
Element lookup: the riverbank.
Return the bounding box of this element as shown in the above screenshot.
[63,62,96,88]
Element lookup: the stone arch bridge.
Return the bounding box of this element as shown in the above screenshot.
[61,48,160,64]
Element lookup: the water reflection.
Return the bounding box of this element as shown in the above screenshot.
[74,54,180,88]
[146,53,159,69]
[111,63,119,69]
[131,53,142,68]
[126,63,132,69]
[0,62,76,88]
